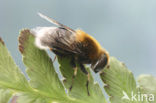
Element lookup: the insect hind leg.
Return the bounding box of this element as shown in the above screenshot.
[79,63,90,96]
[69,57,78,91]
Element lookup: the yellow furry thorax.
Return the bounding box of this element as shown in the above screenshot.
[75,29,102,50]
[75,29,109,60]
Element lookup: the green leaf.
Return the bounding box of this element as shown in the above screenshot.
[0,88,12,103]
[138,75,156,103]
[0,37,31,91]
[19,29,65,96]
[18,29,79,103]
[58,57,107,103]
[100,57,139,103]
[17,93,50,103]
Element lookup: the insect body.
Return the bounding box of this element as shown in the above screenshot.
[32,13,109,95]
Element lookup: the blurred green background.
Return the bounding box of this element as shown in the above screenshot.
[0,0,156,80]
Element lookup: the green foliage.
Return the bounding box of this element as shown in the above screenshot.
[18,30,69,103]
[0,29,155,103]
[100,58,138,103]
[138,75,156,103]
[0,37,30,91]
[138,75,156,96]
[0,88,12,103]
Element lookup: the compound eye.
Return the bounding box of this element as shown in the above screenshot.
[91,54,108,73]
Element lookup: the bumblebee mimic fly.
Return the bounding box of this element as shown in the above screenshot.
[32,13,110,96]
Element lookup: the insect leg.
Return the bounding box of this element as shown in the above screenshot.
[52,56,56,63]
[69,57,77,91]
[79,63,90,96]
